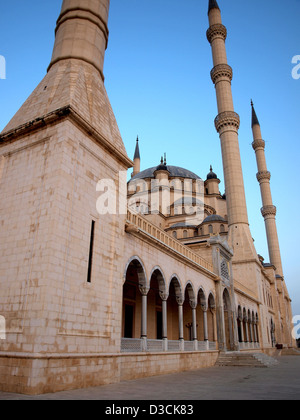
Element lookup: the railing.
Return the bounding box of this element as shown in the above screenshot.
[239,342,260,350]
[121,338,218,353]
[126,209,214,274]
[121,338,143,353]
[184,341,195,352]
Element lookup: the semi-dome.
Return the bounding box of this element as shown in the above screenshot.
[131,165,201,181]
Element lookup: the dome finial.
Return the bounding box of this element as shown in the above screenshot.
[207,165,218,180]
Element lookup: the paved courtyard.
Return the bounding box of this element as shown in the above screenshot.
[0,355,299,401]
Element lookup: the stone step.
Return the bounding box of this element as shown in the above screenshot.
[216,352,278,368]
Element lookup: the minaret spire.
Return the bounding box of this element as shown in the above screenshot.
[132,136,141,177]
[251,100,260,128]
[207,0,256,259]
[251,102,283,277]
[208,0,220,14]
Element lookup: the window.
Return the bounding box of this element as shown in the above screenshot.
[172,231,177,239]
[87,220,95,283]
[183,230,188,238]
[209,224,213,234]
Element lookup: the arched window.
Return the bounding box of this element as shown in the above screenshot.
[220,224,225,233]
[183,230,188,239]
[172,231,177,239]
[209,224,213,234]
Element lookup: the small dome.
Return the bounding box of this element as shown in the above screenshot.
[206,165,218,180]
[131,165,201,181]
[169,222,197,229]
[202,214,226,223]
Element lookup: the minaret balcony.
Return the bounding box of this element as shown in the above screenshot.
[206,23,227,44]
[214,111,240,133]
[210,64,233,85]
[261,205,277,218]
[252,139,266,151]
[256,171,271,183]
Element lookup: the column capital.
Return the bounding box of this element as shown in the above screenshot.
[189,300,198,310]
[139,285,149,296]
[206,23,227,44]
[159,291,169,301]
[176,296,184,306]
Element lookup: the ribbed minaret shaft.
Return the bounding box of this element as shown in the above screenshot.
[207,3,250,233]
[48,0,110,80]
[251,102,283,277]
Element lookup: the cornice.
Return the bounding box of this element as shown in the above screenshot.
[0,105,133,169]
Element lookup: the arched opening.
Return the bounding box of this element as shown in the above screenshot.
[122,258,147,339]
[237,306,243,343]
[183,283,196,341]
[148,268,167,340]
[248,310,253,342]
[243,308,248,343]
[167,276,183,341]
[196,288,206,341]
[223,288,232,351]
[208,293,216,342]
[270,318,276,347]
[255,313,260,343]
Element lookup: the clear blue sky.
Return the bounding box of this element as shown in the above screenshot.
[0,0,299,318]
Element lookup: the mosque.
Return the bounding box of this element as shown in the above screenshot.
[0,0,295,394]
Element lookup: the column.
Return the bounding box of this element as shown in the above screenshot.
[160,292,168,351]
[191,302,198,351]
[139,285,149,352]
[244,316,249,344]
[240,317,244,344]
[177,297,184,351]
[203,309,209,351]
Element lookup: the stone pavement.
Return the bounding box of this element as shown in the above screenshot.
[0,356,300,401]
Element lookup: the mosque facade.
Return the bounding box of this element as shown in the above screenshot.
[0,0,295,394]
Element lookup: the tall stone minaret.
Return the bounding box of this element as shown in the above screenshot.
[251,101,283,277]
[0,0,132,393]
[2,0,131,167]
[207,0,256,259]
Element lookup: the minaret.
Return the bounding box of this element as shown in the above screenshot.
[132,136,141,177]
[1,0,131,167]
[251,101,283,276]
[207,0,256,258]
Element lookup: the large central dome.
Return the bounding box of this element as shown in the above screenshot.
[131,165,201,181]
